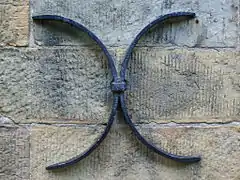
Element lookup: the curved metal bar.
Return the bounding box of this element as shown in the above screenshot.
[33,12,201,170]
[120,12,201,163]
[32,15,118,81]
[120,12,196,79]
[32,15,119,170]
[46,95,119,170]
[120,94,201,163]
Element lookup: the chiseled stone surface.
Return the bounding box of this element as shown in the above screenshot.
[1,47,239,124]
[0,0,29,46]
[30,125,105,179]
[0,48,112,124]
[31,0,239,47]
[125,48,240,123]
[30,124,240,180]
[0,125,29,180]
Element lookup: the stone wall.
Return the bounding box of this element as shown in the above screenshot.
[0,0,239,179]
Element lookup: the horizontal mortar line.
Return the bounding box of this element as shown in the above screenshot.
[10,121,108,126]
[29,44,238,50]
[28,123,107,128]
[1,45,238,50]
[1,116,109,126]
[6,121,240,128]
[135,120,240,125]
[29,44,101,49]
[134,121,240,128]
[109,45,238,49]
[0,46,103,50]
[0,122,108,128]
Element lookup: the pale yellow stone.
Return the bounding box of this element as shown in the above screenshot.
[30,125,105,179]
[0,0,29,46]
[30,124,240,180]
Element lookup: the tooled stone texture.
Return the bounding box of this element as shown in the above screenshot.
[125,48,240,123]
[29,124,240,180]
[0,125,29,180]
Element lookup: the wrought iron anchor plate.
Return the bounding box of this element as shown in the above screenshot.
[32,12,201,170]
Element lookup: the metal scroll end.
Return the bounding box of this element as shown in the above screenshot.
[177,156,201,163]
[46,162,66,170]
[46,164,57,170]
[160,12,196,24]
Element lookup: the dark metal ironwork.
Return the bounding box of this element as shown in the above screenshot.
[32,12,201,170]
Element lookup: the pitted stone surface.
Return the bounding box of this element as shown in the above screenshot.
[0,125,29,180]
[0,48,112,124]
[31,0,239,47]
[0,0,29,46]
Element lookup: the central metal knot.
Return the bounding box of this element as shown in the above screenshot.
[111,78,127,93]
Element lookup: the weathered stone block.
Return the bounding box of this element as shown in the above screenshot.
[30,124,240,180]
[31,0,239,47]
[30,125,106,179]
[32,19,97,47]
[125,48,240,123]
[0,0,29,46]
[0,125,29,180]
[0,48,112,124]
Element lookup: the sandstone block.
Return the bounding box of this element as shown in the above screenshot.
[0,48,112,124]
[29,124,240,180]
[31,0,239,47]
[125,48,240,123]
[0,0,29,46]
[0,125,29,180]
